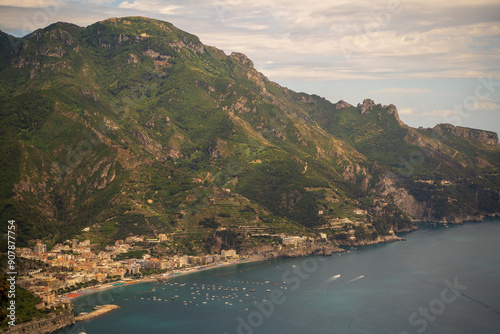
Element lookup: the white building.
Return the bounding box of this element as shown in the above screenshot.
[221,249,237,259]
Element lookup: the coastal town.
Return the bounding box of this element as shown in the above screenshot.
[0,225,360,334]
[16,235,246,309]
[14,211,403,312]
[15,228,344,310]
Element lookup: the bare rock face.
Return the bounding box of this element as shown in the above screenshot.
[230,52,254,68]
[238,240,345,258]
[335,100,353,109]
[386,104,397,116]
[357,98,375,114]
[335,234,404,247]
[378,172,431,221]
[433,123,499,146]
[300,95,316,104]
[387,104,404,126]
[133,131,164,159]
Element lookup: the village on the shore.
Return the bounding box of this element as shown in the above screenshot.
[15,231,327,311]
[13,207,401,316]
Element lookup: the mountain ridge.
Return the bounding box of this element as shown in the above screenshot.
[0,17,499,249]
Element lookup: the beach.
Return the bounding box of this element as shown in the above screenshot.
[61,256,267,302]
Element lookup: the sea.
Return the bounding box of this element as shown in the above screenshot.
[56,218,500,334]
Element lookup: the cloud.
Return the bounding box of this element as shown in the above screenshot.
[118,1,182,14]
[118,1,137,9]
[399,108,415,115]
[0,0,51,6]
[423,109,460,117]
[470,98,500,110]
[371,87,432,95]
[0,0,499,82]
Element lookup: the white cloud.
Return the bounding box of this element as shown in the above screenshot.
[1,0,499,82]
[118,1,137,9]
[0,0,60,7]
[471,98,500,110]
[118,1,182,14]
[399,108,415,115]
[423,109,460,117]
[371,87,432,95]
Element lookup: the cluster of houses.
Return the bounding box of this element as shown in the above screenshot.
[16,237,240,308]
[16,228,324,309]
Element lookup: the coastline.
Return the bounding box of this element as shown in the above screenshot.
[56,215,500,304]
[54,216,500,334]
[61,238,398,304]
[52,217,500,334]
[410,212,500,225]
[61,256,268,302]
[335,233,404,247]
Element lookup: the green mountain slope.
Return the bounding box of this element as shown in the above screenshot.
[1,17,499,248]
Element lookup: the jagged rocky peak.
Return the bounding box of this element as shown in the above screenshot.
[433,123,499,146]
[386,104,397,115]
[357,98,376,114]
[355,99,404,125]
[335,100,353,109]
[230,52,254,68]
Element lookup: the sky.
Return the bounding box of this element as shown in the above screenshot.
[1,0,500,135]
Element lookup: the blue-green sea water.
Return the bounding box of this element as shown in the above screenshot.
[57,219,500,334]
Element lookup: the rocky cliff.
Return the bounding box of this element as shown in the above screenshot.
[433,123,499,146]
[239,241,345,259]
[335,234,404,247]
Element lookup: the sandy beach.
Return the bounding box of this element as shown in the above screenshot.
[61,257,268,302]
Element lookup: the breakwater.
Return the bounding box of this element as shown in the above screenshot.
[75,305,120,322]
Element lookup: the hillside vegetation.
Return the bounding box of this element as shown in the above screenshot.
[0,17,499,249]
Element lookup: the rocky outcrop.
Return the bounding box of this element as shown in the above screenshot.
[239,241,345,259]
[433,123,499,146]
[335,234,404,247]
[133,131,164,159]
[430,212,500,225]
[230,52,254,68]
[386,104,404,126]
[355,100,403,125]
[378,172,432,221]
[377,172,499,224]
[335,100,353,109]
[276,242,345,258]
[357,98,375,114]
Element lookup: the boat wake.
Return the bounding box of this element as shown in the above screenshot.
[347,275,365,284]
[326,274,341,283]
